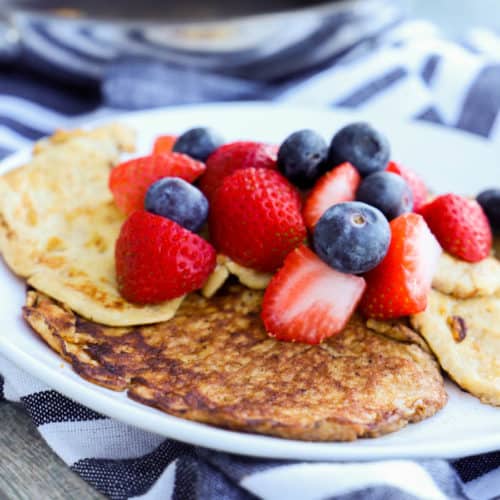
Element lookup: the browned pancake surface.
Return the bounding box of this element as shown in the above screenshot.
[23,284,446,441]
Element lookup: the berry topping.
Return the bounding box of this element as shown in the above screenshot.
[261,245,366,344]
[419,194,492,262]
[152,134,177,155]
[356,171,413,220]
[115,211,216,304]
[360,213,441,319]
[145,177,208,232]
[277,129,328,188]
[386,161,428,212]
[477,188,500,234]
[302,162,361,230]
[329,122,390,177]
[109,153,205,215]
[199,141,278,201]
[313,201,390,274]
[209,168,306,272]
[173,127,224,162]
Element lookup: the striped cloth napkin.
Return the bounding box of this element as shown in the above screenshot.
[1,18,500,500]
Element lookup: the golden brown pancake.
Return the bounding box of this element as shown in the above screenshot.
[412,243,500,406]
[24,283,447,441]
[432,252,500,299]
[412,289,500,406]
[0,125,184,326]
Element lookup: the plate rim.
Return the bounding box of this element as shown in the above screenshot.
[1,101,499,461]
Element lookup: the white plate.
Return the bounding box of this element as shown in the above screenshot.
[1,103,499,461]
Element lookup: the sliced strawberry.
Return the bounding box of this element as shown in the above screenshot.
[419,194,492,262]
[115,211,216,303]
[261,245,366,344]
[302,163,361,230]
[386,161,428,212]
[109,153,205,215]
[152,135,177,155]
[199,141,278,201]
[360,213,441,319]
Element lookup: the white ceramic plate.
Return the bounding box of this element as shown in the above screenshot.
[1,103,499,461]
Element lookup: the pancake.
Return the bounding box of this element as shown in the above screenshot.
[0,125,184,326]
[412,289,500,406]
[23,284,447,441]
[414,243,500,406]
[432,252,500,299]
[201,254,272,298]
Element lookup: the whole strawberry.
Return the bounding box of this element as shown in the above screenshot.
[209,168,306,272]
[198,141,278,201]
[419,193,492,262]
[116,211,216,303]
[109,153,205,215]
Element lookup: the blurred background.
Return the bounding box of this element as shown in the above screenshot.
[0,0,498,137]
[2,0,499,84]
[400,0,500,35]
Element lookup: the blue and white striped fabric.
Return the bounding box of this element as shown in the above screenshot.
[1,18,500,500]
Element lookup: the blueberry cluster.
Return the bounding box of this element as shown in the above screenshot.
[277,122,413,274]
[277,122,392,187]
[145,123,427,277]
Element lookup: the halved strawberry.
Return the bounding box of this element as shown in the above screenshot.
[109,153,205,215]
[386,161,428,212]
[419,193,492,262]
[302,163,361,230]
[152,135,177,155]
[199,141,278,201]
[360,213,441,319]
[261,245,366,344]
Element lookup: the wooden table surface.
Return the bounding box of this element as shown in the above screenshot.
[0,402,104,500]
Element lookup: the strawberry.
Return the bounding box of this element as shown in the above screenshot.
[198,141,278,200]
[261,245,366,344]
[152,135,177,155]
[386,161,428,212]
[360,213,442,319]
[109,153,205,215]
[302,163,361,230]
[209,168,306,272]
[419,194,492,262]
[115,211,216,304]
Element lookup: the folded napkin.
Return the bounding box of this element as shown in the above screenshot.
[1,18,500,500]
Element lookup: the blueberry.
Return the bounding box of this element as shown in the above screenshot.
[356,171,413,220]
[277,129,328,188]
[329,122,390,177]
[145,177,209,232]
[173,127,224,162]
[477,188,500,234]
[313,201,390,274]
